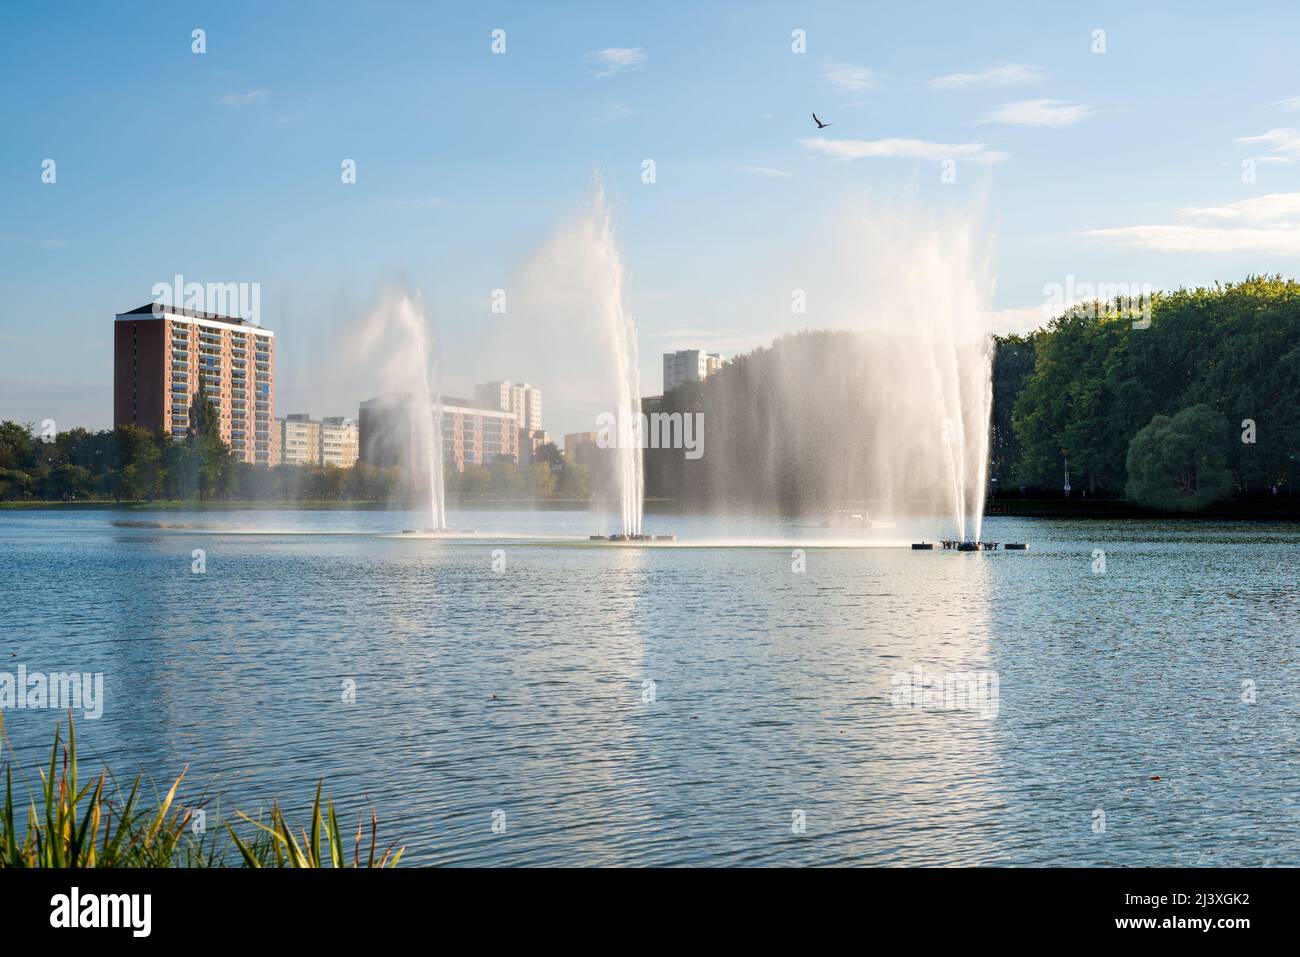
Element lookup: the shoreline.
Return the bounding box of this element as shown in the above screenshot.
[3,497,1299,519]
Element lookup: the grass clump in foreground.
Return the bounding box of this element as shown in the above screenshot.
[0,716,403,868]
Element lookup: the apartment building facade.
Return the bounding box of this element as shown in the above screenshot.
[276,414,359,467]
[279,414,321,466]
[113,304,277,464]
[320,416,360,467]
[662,349,723,393]
[359,395,520,473]
[475,380,542,431]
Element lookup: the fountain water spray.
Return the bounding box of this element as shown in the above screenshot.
[845,203,995,543]
[355,289,447,530]
[527,184,645,537]
[593,190,645,537]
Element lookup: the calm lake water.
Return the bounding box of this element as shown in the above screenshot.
[0,508,1296,866]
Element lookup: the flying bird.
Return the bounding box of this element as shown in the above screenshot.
[812,112,831,129]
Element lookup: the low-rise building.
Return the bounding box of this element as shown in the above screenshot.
[320,417,359,468]
[276,414,359,467]
[359,395,520,473]
[279,414,321,466]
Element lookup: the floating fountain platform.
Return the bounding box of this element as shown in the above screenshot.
[591,533,672,542]
[936,540,1007,551]
[911,542,934,550]
[1004,542,1029,550]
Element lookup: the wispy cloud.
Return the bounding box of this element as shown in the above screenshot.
[1275,97,1300,110]
[385,197,445,209]
[740,165,791,177]
[660,330,780,355]
[977,98,1092,127]
[992,304,1058,334]
[217,90,268,107]
[1235,128,1300,162]
[1084,192,1300,253]
[823,60,875,92]
[0,234,68,250]
[587,47,647,77]
[801,136,1008,164]
[929,63,1045,90]
[594,102,633,121]
[1181,192,1300,225]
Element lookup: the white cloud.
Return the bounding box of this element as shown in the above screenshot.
[740,166,791,177]
[801,136,1008,164]
[823,60,875,92]
[992,304,1056,334]
[1084,225,1300,253]
[0,234,68,250]
[1180,192,1300,224]
[588,47,647,76]
[1084,193,1300,254]
[217,90,268,107]
[595,102,633,120]
[1235,127,1300,161]
[977,98,1092,127]
[929,63,1045,90]
[386,197,445,209]
[1275,97,1300,110]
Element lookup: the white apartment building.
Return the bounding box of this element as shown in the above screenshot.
[663,349,723,393]
[277,414,359,467]
[320,416,360,468]
[475,380,542,432]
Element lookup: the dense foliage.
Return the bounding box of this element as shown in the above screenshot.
[1124,404,1234,511]
[644,276,1299,512]
[1001,276,1300,500]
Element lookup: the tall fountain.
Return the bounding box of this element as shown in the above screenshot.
[592,188,645,538]
[524,184,645,538]
[844,204,995,544]
[356,288,447,530]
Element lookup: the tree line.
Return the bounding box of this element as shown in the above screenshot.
[0,396,591,503]
[993,275,1300,509]
[644,276,1300,513]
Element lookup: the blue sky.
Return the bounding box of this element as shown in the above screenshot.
[3,0,1300,435]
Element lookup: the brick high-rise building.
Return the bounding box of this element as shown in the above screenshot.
[114,304,277,465]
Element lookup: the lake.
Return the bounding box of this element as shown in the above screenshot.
[0,508,1296,866]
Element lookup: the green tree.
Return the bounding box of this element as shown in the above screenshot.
[459,463,490,499]
[488,457,524,498]
[528,461,557,498]
[990,335,1035,490]
[111,424,162,500]
[533,442,562,467]
[1125,404,1233,511]
[558,461,590,499]
[0,422,37,500]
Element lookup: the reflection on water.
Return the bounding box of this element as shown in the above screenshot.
[0,509,1295,866]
